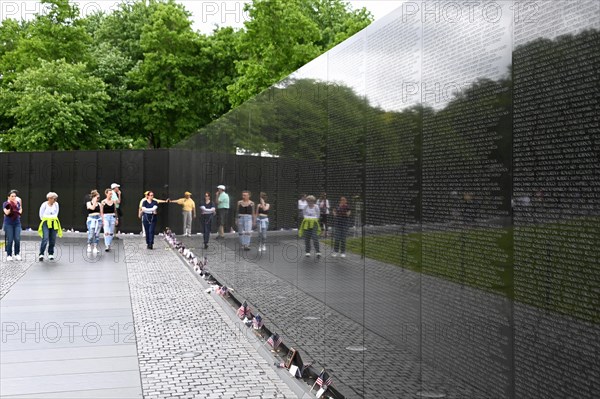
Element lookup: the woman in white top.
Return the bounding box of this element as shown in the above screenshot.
[317,192,330,238]
[297,193,307,228]
[38,192,62,261]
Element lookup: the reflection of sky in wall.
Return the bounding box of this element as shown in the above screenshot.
[312,1,516,112]
[514,0,600,46]
[277,0,599,113]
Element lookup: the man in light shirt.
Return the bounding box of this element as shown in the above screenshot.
[215,185,229,239]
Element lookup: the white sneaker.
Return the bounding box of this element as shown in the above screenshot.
[92,247,99,255]
[87,244,92,252]
[341,253,346,258]
[15,254,21,261]
[6,256,12,261]
[258,246,263,252]
[38,255,44,261]
[316,252,322,257]
[331,252,338,257]
[262,245,266,251]
[48,254,55,260]
[305,253,311,257]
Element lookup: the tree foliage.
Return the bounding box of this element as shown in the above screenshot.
[0,0,373,150]
[1,60,114,150]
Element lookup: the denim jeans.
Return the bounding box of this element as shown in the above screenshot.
[200,214,213,244]
[304,224,320,253]
[257,216,269,246]
[103,214,116,247]
[40,221,58,255]
[333,218,349,253]
[87,215,102,244]
[237,215,253,246]
[3,222,21,256]
[142,214,157,245]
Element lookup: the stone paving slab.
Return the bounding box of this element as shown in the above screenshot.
[2,387,146,399]
[122,236,300,399]
[2,234,305,398]
[0,238,143,399]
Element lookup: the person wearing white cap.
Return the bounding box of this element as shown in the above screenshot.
[110,183,121,237]
[38,192,62,261]
[215,185,229,239]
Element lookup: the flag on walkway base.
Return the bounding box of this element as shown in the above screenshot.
[252,314,263,329]
[316,369,333,389]
[266,333,282,350]
[237,301,251,318]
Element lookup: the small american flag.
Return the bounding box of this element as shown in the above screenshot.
[217,286,229,296]
[316,370,333,389]
[252,314,263,329]
[266,333,282,349]
[237,301,251,318]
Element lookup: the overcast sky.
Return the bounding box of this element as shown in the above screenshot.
[0,1,402,34]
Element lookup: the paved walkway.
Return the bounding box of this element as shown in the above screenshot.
[3,231,598,398]
[176,231,599,399]
[1,235,299,399]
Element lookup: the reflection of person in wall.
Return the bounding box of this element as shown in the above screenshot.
[38,192,62,261]
[172,191,196,236]
[317,192,330,238]
[297,194,307,228]
[86,189,103,255]
[236,191,255,251]
[332,196,351,258]
[138,191,168,250]
[3,189,23,261]
[101,189,117,252]
[199,192,216,249]
[256,192,270,252]
[299,195,321,257]
[215,185,230,239]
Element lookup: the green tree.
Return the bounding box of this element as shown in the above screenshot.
[203,27,243,119]
[127,0,212,148]
[0,0,91,80]
[0,59,119,151]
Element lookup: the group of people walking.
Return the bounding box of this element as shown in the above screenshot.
[85,184,121,254]
[166,186,270,252]
[298,193,352,258]
[4,185,352,260]
[137,185,229,250]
